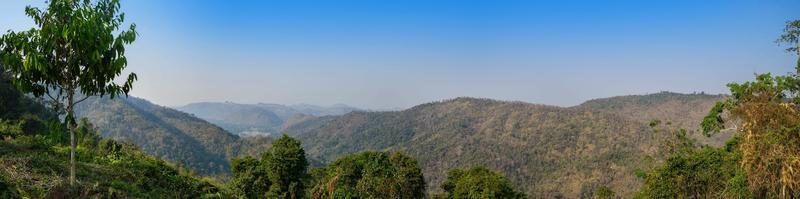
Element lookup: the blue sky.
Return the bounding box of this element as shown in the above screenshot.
[2,0,799,109]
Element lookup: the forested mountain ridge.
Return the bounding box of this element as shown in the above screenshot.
[574,92,732,146]
[68,91,727,197]
[176,102,359,136]
[74,96,272,177]
[283,92,728,197]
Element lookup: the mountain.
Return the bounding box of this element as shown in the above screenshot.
[287,103,361,117]
[175,102,285,136]
[176,102,359,136]
[282,92,729,197]
[74,96,272,177]
[71,91,728,197]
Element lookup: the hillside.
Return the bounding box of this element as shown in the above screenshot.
[176,102,359,136]
[74,96,272,177]
[283,92,728,197]
[0,74,222,197]
[575,92,734,146]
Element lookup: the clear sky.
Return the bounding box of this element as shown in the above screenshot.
[2,0,799,109]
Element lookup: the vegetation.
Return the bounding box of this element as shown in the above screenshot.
[229,134,308,198]
[67,80,725,198]
[634,125,749,198]
[437,166,525,199]
[0,0,138,184]
[0,74,222,198]
[229,156,270,198]
[6,1,792,198]
[285,93,724,197]
[637,19,800,198]
[308,151,426,199]
[593,186,616,199]
[74,95,273,177]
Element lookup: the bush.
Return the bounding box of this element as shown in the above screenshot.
[308,151,426,199]
[439,166,525,199]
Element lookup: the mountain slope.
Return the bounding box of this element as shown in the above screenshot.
[284,92,727,197]
[575,92,733,145]
[74,96,272,176]
[0,74,222,197]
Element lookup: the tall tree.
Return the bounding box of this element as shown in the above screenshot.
[702,19,800,198]
[778,20,800,70]
[228,135,308,198]
[0,0,137,185]
[265,134,309,198]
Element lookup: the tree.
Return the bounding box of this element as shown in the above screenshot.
[0,0,137,185]
[635,125,749,198]
[264,134,309,198]
[777,20,800,70]
[701,19,800,198]
[230,156,271,198]
[439,166,525,199]
[230,134,309,198]
[308,151,426,199]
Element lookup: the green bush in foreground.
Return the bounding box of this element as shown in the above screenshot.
[230,134,309,198]
[437,166,525,199]
[308,151,426,199]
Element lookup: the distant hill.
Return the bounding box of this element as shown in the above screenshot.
[176,102,359,136]
[283,92,729,197]
[74,96,272,176]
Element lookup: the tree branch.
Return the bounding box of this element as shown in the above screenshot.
[74,94,91,105]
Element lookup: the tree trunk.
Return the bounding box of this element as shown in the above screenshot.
[67,89,76,185]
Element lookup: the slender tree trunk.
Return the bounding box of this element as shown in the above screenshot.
[67,89,76,185]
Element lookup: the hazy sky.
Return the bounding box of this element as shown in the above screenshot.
[2,0,800,109]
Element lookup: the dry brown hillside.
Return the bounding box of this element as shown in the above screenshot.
[284,92,727,197]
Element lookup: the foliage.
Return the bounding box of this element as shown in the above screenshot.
[0,0,137,99]
[777,19,800,71]
[74,95,273,177]
[308,151,426,199]
[0,0,139,184]
[0,71,224,198]
[0,113,225,198]
[229,156,271,198]
[635,127,750,198]
[264,134,308,198]
[438,166,525,199]
[286,93,724,197]
[0,67,54,121]
[229,134,308,198]
[698,19,800,198]
[593,186,615,199]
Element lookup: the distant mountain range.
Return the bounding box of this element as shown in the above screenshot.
[175,102,360,136]
[73,92,729,197]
